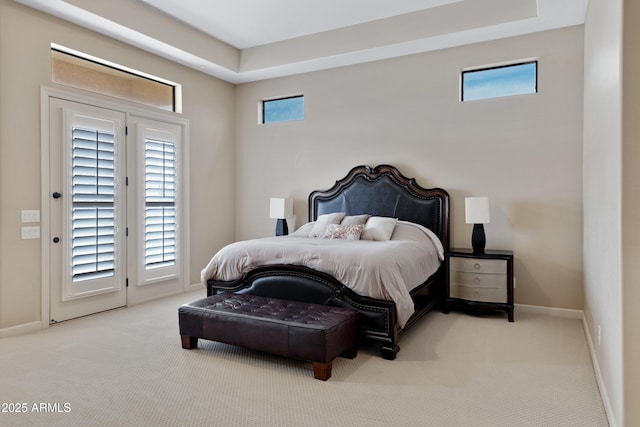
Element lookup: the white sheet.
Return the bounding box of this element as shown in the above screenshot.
[200,221,443,327]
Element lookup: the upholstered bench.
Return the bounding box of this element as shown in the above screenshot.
[178,294,359,380]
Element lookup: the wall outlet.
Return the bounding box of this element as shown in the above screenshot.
[597,325,601,346]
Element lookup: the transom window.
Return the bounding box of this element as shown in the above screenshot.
[51,45,181,112]
[262,95,304,124]
[461,61,537,102]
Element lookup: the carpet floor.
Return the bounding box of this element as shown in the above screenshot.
[0,290,608,426]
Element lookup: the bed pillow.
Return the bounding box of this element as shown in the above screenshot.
[361,216,398,241]
[289,222,315,237]
[309,212,346,237]
[340,214,371,226]
[321,223,365,240]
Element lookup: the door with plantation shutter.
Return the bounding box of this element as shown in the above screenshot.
[48,99,186,322]
[126,117,183,305]
[49,99,127,323]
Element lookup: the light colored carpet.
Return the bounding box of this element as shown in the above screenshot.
[0,290,608,427]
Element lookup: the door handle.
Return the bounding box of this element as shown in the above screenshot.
[52,192,62,199]
[53,237,60,243]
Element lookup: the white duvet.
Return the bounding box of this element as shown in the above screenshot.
[200,221,443,328]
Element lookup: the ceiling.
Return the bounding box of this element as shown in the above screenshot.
[15,0,589,84]
[140,0,465,49]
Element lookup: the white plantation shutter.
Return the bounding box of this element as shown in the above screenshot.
[71,127,116,281]
[144,139,176,269]
[131,117,183,292]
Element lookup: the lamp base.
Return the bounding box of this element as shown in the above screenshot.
[471,223,486,254]
[275,218,288,236]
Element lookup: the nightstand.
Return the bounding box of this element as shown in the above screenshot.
[444,248,514,322]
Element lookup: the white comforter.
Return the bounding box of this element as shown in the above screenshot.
[200,221,443,327]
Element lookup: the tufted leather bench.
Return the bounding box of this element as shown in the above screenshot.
[178,294,359,380]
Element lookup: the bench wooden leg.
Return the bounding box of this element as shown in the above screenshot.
[181,335,198,349]
[312,361,333,381]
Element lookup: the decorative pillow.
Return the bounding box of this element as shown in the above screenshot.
[289,222,315,237]
[361,216,398,241]
[321,224,365,240]
[341,214,371,226]
[309,212,346,237]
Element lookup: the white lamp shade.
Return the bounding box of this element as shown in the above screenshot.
[269,197,293,219]
[465,197,490,224]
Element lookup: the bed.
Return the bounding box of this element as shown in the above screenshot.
[202,164,450,359]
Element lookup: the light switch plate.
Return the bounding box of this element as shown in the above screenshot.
[21,210,40,223]
[21,226,40,239]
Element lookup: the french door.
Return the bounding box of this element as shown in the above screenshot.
[48,97,184,323]
[126,116,184,305]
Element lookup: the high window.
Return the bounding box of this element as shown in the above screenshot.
[51,45,181,112]
[461,61,537,102]
[262,95,304,124]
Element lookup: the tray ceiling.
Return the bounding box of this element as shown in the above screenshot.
[15,0,588,83]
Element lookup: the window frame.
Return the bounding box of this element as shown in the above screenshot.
[460,60,538,102]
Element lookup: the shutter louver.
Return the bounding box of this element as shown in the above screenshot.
[144,139,176,268]
[71,127,116,281]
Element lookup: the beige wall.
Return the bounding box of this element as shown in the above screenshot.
[0,0,236,330]
[583,0,624,425]
[236,27,584,310]
[622,1,640,425]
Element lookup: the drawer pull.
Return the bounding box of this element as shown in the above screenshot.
[473,277,480,284]
[473,291,480,298]
[474,263,481,270]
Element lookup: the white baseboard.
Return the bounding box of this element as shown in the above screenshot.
[1,286,204,340]
[187,282,204,292]
[0,321,44,339]
[515,303,583,319]
[581,314,617,427]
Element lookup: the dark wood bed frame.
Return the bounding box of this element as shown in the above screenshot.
[206,164,450,359]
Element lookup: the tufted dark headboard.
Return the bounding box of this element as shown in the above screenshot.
[308,164,449,250]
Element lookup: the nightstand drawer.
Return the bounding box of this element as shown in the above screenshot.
[449,257,506,274]
[450,283,507,303]
[449,270,506,288]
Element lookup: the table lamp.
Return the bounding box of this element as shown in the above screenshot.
[465,197,490,253]
[269,197,293,236]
